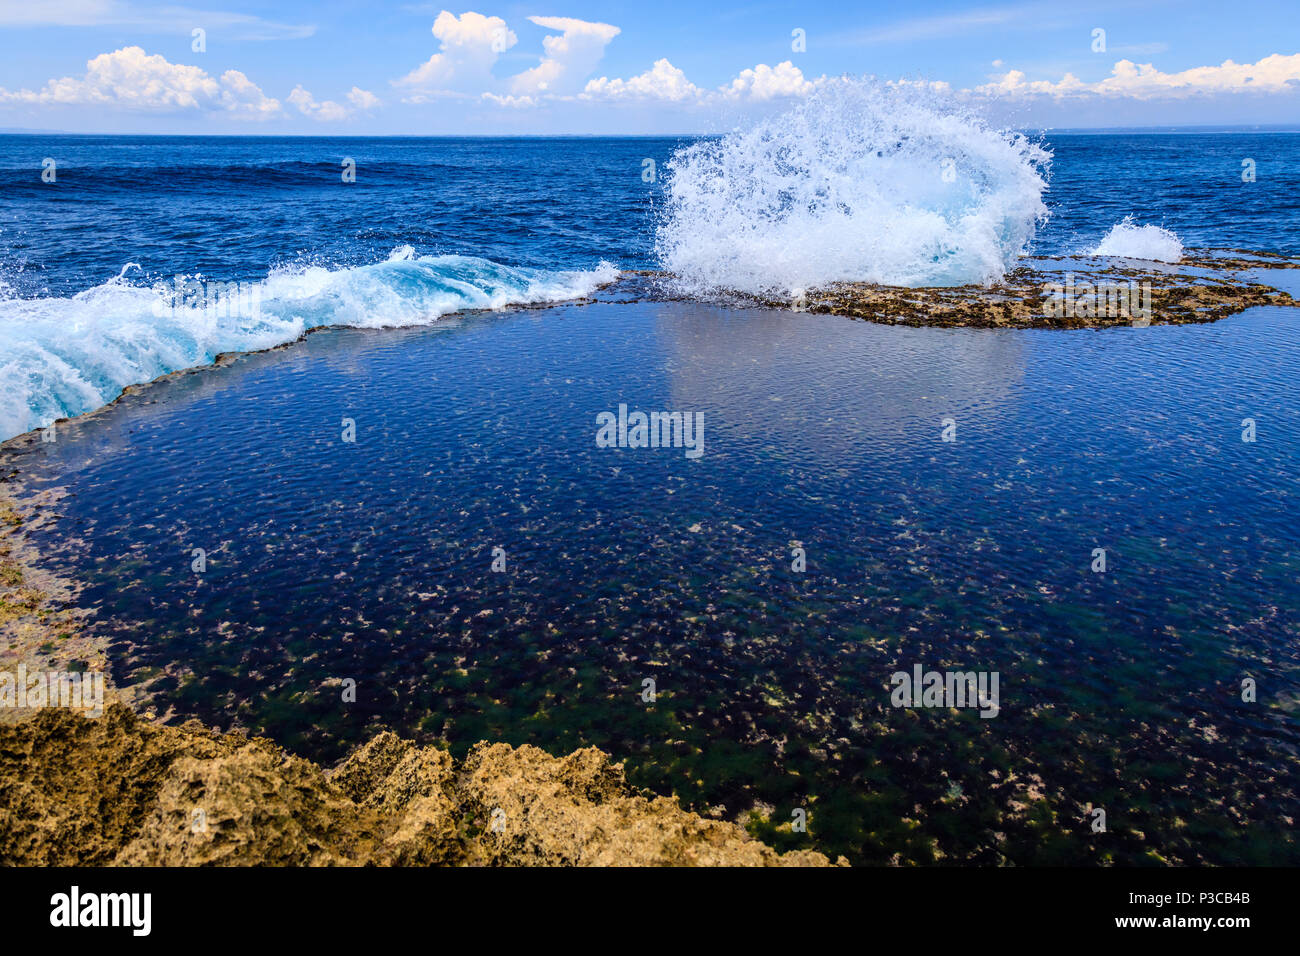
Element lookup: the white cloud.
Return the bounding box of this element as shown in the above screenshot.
[0,46,280,117]
[978,69,1088,97]
[510,16,620,96]
[481,92,537,108]
[396,10,515,100]
[348,87,381,111]
[720,61,818,100]
[290,85,378,121]
[288,86,347,121]
[582,59,700,102]
[978,53,1300,99]
[583,59,820,105]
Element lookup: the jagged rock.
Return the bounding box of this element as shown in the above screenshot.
[460,741,834,866]
[0,706,837,867]
[118,747,384,866]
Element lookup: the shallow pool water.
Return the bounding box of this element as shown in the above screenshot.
[5,297,1299,864]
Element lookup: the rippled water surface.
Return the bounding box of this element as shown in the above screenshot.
[6,295,1298,864]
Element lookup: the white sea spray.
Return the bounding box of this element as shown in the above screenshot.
[1091,216,1184,262]
[0,250,618,440]
[653,78,1052,295]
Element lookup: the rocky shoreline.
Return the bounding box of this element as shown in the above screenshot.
[762,252,1300,329]
[0,482,153,724]
[0,705,838,866]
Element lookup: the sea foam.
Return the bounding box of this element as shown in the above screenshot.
[1090,218,1184,262]
[653,79,1052,295]
[0,250,616,441]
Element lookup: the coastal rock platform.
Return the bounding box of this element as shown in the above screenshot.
[763,252,1300,329]
[0,705,838,867]
[614,250,1300,329]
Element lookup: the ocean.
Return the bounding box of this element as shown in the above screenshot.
[1,109,1298,865]
[3,128,1300,437]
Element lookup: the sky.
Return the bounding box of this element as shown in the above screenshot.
[1,0,1298,134]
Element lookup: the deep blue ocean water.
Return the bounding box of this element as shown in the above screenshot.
[2,130,1299,865]
[1,136,673,297]
[3,132,1299,298]
[3,131,1299,439]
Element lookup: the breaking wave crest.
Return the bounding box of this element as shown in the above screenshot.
[0,249,617,440]
[653,78,1052,295]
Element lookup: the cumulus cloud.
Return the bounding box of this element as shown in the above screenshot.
[0,46,280,117]
[395,12,810,107]
[510,16,620,96]
[0,45,377,123]
[583,59,820,105]
[395,10,516,99]
[978,53,1300,99]
[288,85,379,121]
[480,92,537,108]
[582,59,700,102]
[288,86,346,121]
[719,61,819,100]
[348,87,381,111]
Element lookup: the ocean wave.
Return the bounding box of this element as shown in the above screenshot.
[1090,217,1184,262]
[653,78,1052,295]
[0,249,617,441]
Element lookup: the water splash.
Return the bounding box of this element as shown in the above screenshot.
[654,79,1052,295]
[0,250,617,440]
[1091,217,1184,262]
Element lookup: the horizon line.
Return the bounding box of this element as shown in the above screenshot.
[3,124,1300,139]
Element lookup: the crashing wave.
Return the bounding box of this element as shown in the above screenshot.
[653,78,1052,295]
[0,249,617,440]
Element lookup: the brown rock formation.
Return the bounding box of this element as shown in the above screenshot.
[0,706,837,867]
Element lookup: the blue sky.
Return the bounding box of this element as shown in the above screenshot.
[1,0,1298,133]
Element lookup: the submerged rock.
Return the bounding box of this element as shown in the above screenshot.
[713,251,1300,328]
[0,705,837,867]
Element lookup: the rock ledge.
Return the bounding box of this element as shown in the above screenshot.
[0,706,837,867]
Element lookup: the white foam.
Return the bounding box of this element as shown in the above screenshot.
[653,78,1052,295]
[0,254,617,441]
[1090,218,1184,262]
